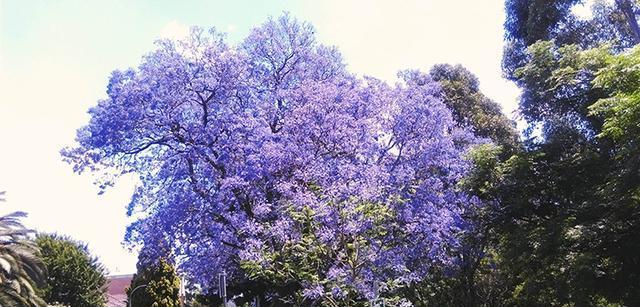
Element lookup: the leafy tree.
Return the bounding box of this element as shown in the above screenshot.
[63,14,480,305]
[504,0,583,45]
[0,192,46,307]
[511,41,609,136]
[493,144,612,305]
[35,233,107,307]
[498,2,640,303]
[495,43,612,305]
[126,258,181,307]
[585,44,640,304]
[240,202,401,306]
[430,64,521,156]
[503,0,640,79]
[615,0,640,43]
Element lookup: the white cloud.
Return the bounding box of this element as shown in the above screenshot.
[159,20,189,40]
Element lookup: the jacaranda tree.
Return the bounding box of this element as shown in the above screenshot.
[63,14,481,305]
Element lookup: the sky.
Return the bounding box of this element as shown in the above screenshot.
[0,0,523,275]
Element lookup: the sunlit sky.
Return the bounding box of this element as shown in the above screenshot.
[0,0,527,275]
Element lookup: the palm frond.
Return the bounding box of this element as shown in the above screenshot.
[0,204,46,306]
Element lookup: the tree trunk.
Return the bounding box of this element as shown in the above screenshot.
[616,0,640,44]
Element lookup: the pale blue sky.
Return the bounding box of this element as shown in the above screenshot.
[1,0,525,274]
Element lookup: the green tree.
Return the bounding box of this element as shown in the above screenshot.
[495,29,640,305]
[127,258,181,307]
[503,0,640,79]
[36,233,107,307]
[585,44,640,304]
[0,192,46,307]
[430,64,521,156]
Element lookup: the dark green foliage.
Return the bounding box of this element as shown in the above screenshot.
[36,233,107,307]
[418,7,640,303]
[503,0,582,78]
[127,258,181,307]
[504,0,583,45]
[496,0,640,303]
[512,41,608,135]
[585,45,640,304]
[493,141,614,305]
[430,64,521,156]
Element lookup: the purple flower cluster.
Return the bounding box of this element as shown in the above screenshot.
[63,14,479,301]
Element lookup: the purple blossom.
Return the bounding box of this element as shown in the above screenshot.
[63,13,480,302]
[302,284,325,300]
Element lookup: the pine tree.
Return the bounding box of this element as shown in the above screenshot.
[126,258,181,307]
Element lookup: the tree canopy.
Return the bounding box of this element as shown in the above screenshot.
[126,258,181,307]
[35,233,107,307]
[64,14,481,305]
[493,0,640,305]
[503,0,640,79]
[429,64,520,155]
